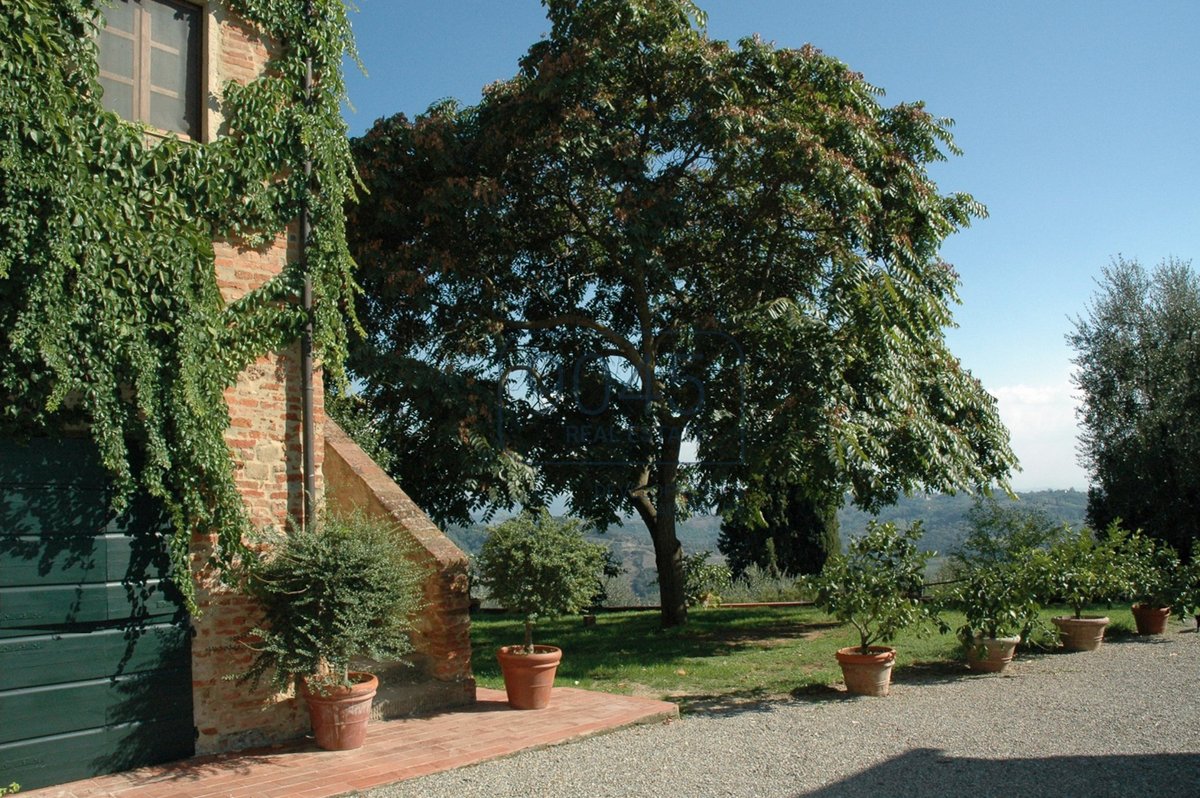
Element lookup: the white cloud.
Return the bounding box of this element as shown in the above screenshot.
[991,380,1088,491]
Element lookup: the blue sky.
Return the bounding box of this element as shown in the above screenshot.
[340,1,1200,491]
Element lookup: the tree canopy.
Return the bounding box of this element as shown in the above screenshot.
[1070,256,1200,560]
[346,0,1015,626]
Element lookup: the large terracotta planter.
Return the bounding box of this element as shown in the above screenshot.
[1052,615,1110,651]
[302,671,378,751]
[497,645,562,709]
[965,635,1020,673]
[835,646,895,696]
[1131,604,1171,635]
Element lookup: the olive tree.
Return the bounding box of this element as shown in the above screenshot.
[1069,256,1200,560]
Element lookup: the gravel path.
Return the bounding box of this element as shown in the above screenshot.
[363,629,1200,798]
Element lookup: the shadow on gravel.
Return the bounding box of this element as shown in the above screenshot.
[681,682,853,716]
[792,748,1200,798]
[893,659,966,685]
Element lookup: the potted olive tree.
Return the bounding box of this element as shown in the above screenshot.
[474,510,608,709]
[234,511,425,750]
[809,521,944,696]
[1122,533,1182,635]
[1035,523,1130,651]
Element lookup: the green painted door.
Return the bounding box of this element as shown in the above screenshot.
[0,438,194,791]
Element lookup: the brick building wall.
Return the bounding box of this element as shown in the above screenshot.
[189,4,320,755]
[186,2,474,756]
[324,423,476,717]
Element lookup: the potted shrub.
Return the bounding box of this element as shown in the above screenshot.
[1035,523,1130,651]
[474,510,608,709]
[1122,533,1181,635]
[951,563,1042,673]
[1170,557,1200,630]
[234,511,425,750]
[809,521,944,696]
[947,499,1053,672]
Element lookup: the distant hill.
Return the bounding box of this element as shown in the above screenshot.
[837,489,1088,556]
[444,490,1089,604]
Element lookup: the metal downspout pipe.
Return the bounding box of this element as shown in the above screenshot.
[299,0,317,531]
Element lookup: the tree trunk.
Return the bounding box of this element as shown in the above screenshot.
[652,510,688,627]
[629,424,688,627]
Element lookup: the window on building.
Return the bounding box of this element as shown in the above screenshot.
[97,0,202,139]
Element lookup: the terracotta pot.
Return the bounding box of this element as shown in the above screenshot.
[1131,604,1171,635]
[497,645,562,709]
[835,646,895,696]
[1052,615,1110,651]
[301,671,378,751]
[965,635,1021,673]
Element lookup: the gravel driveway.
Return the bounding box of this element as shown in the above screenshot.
[362,627,1200,798]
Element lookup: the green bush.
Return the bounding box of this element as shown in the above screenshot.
[681,551,732,607]
[234,511,426,694]
[1170,557,1200,621]
[1120,532,1181,608]
[950,563,1044,644]
[948,500,1050,643]
[951,497,1061,572]
[474,510,609,652]
[722,563,812,603]
[809,521,945,653]
[1032,523,1131,618]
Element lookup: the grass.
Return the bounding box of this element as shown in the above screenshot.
[470,603,1149,711]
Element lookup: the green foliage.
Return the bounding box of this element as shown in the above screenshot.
[722,564,811,603]
[474,510,610,651]
[718,475,840,578]
[1070,256,1200,561]
[679,550,732,607]
[1120,532,1182,608]
[325,386,397,474]
[234,512,425,694]
[1032,523,1131,619]
[1172,558,1200,619]
[347,0,1015,624]
[809,521,944,653]
[954,497,1062,568]
[0,782,17,796]
[949,565,1043,643]
[0,0,360,609]
[946,498,1052,642]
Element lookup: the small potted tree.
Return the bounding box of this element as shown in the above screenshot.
[1122,533,1181,635]
[1035,523,1130,651]
[948,499,1053,672]
[951,563,1042,672]
[809,521,944,696]
[1175,558,1200,630]
[234,511,425,750]
[474,510,608,709]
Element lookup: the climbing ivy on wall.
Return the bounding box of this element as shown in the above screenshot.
[0,0,359,608]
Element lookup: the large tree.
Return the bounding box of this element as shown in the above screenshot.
[346,0,1015,627]
[1070,256,1200,560]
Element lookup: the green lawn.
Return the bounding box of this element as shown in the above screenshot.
[469,604,1144,710]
